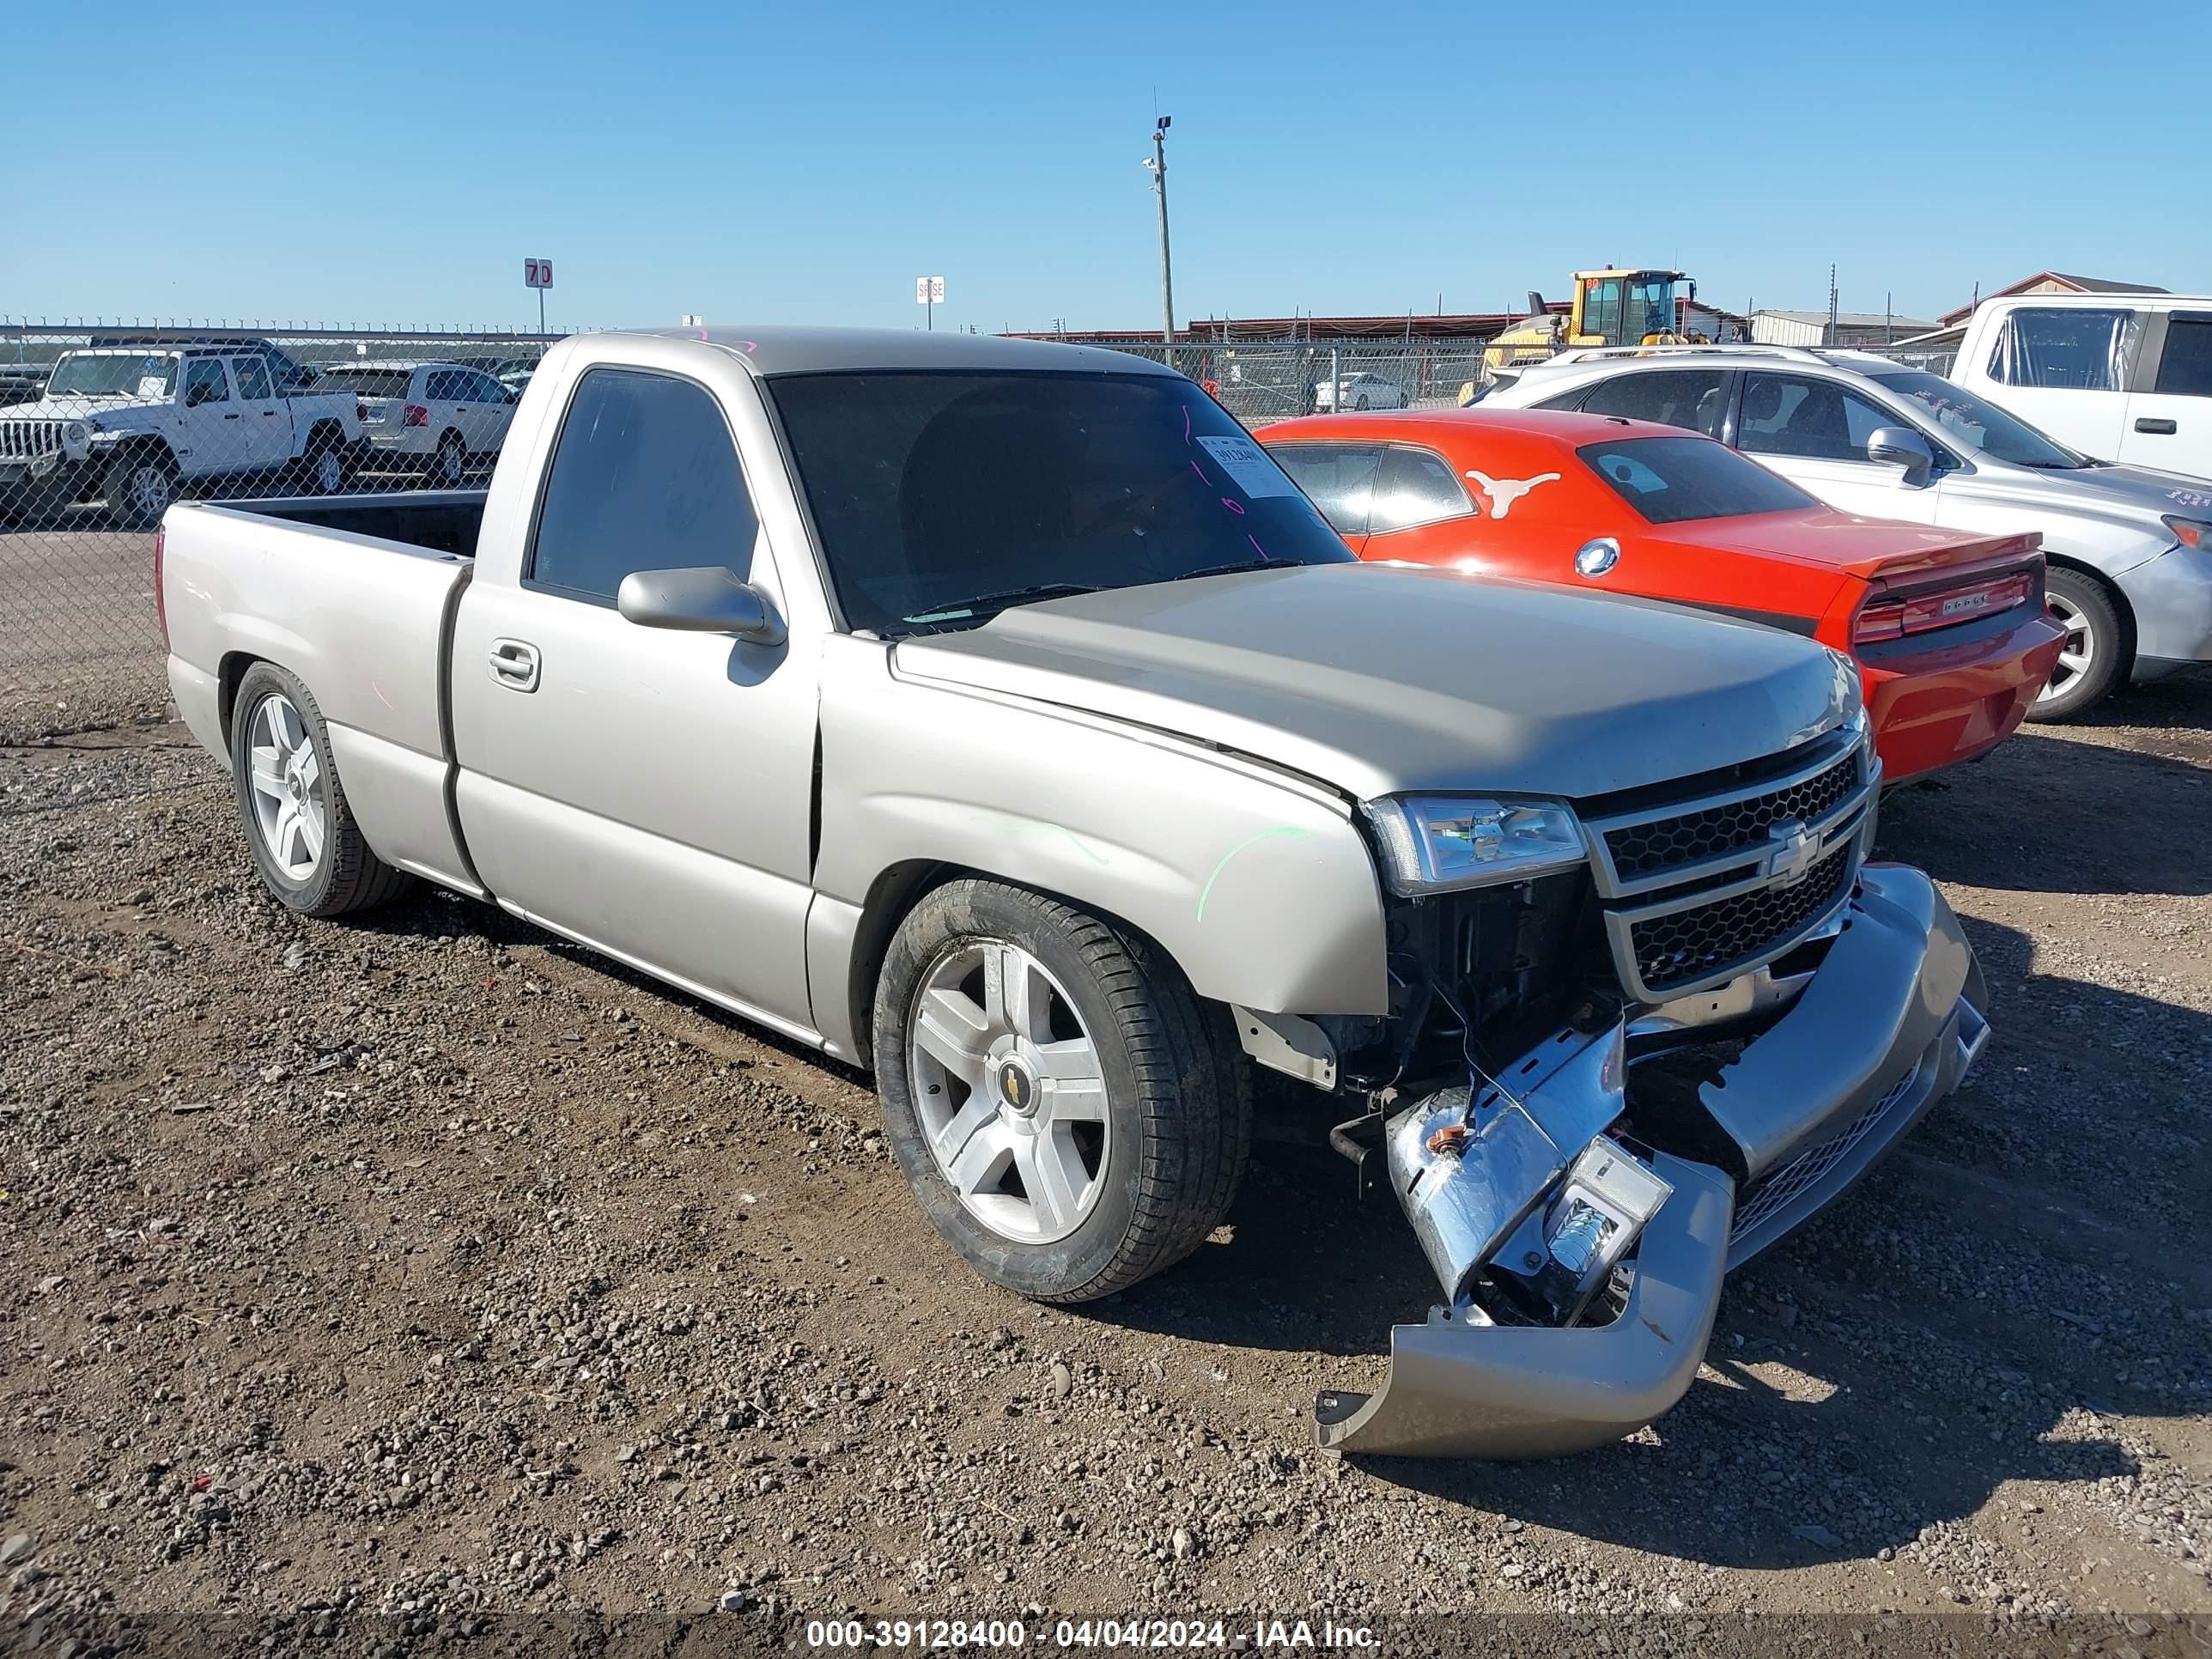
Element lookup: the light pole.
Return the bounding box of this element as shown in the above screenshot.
[1144,115,1175,366]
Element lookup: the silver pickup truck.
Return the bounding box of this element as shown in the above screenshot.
[158,327,1989,1457]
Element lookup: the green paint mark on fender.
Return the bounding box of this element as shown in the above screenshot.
[1196,825,1315,924]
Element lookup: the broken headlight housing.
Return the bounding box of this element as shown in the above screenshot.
[1362,795,1584,896]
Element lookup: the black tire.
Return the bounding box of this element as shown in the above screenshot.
[1353,393,1371,410]
[104,446,178,529]
[872,878,1250,1304]
[228,662,415,918]
[2029,567,2127,722]
[297,427,351,495]
[429,431,466,488]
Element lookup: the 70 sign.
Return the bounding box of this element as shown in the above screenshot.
[523,258,555,289]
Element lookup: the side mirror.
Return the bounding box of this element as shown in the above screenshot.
[617,566,786,646]
[1866,425,1935,487]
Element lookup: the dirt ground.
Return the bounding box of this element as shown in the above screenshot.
[2,675,2209,1656]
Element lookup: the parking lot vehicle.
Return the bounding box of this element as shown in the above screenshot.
[159,326,1988,1458]
[1486,344,2212,718]
[1312,370,1408,410]
[315,360,517,484]
[0,345,364,526]
[1482,268,1706,384]
[1261,409,2063,784]
[1951,293,2212,483]
[0,364,50,407]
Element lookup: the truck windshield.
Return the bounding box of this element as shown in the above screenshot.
[1867,371,2090,469]
[769,370,1356,635]
[46,353,179,398]
[1578,434,1820,525]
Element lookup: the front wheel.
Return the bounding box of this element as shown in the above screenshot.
[872,879,1249,1304]
[2031,568,2126,721]
[104,448,177,529]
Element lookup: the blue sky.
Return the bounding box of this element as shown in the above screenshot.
[5,0,2207,334]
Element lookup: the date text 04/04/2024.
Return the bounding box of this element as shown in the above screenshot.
[802,1620,1379,1649]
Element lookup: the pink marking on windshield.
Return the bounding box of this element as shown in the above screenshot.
[1220,498,1245,515]
[1248,534,1271,562]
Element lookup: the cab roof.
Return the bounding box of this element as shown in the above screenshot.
[622,325,1180,379]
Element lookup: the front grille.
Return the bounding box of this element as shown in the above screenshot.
[1605,745,1859,880]
[1629,840,1854,995]
[0,419,64,461]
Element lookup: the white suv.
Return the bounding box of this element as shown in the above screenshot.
[1482,344,2212,718]
[317,361,517,486]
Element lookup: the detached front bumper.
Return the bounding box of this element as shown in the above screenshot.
[1316,861,1987,1459]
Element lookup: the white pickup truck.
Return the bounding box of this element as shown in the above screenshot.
[0,343,364,526]
[1952,292,2212,483]
[156,326,1988,1457]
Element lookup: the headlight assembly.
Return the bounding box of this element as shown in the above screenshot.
[1363,794,1585,895]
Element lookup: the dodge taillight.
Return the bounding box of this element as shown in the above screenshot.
[154,526,169,651]
[403,403,429,427]
[1854,570,2037,644]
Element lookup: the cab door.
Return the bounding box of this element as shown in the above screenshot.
[226,352,296,475]
[2117,311,2212,480]
[448,358,822,1033]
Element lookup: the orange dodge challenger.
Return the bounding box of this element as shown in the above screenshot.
[1259,408,2065,783]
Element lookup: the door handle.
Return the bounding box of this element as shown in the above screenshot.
[222,412,240,420]
[262,410,279,416]
[487,638,540,692]
[2135,416,2179,435]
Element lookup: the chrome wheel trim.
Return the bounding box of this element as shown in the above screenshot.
[2039,593,2094,705]
[436,439,465,485]
[246,692,326,881]
[313,447,344,493]
[906,939,1110,1246]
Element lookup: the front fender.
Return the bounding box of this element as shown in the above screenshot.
[811,637,1389,1055]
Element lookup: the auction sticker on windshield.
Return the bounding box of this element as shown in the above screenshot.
[1196,434,1297,497]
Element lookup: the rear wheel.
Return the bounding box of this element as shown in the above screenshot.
[229,662,415,918]
[2031,568,2125,721]
[299,429,349,495]
[872,879,1249,1304]
[1354,393,1371,410]
[430,431,466,488]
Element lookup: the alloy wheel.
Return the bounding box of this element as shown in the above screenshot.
[906,939,1110,1245]
[246,693,326,880]
[2039,592,2094,708]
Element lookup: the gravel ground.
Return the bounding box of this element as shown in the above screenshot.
[3,679,2209,1656]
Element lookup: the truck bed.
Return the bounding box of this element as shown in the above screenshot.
[161,489,489,896]
[234,489,488,558]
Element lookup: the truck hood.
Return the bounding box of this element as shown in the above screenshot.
[891,563,1856,802]
[0,392,164,422]
[1949,457,2204,538]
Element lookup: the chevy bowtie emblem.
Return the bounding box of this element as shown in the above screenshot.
[999,1062,1032,1111]
[1762,820,1820,886]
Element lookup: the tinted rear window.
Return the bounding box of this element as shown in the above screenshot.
[322,368,415,398]
[1577,434,1816,525]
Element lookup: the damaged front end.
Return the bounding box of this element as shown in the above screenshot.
[1315,727,1989,1458]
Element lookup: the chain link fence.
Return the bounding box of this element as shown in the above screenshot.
[1084,337,1498,426]
[0,323,557,738]
[0,322,1525,738]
